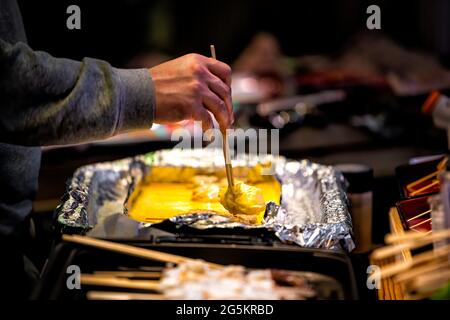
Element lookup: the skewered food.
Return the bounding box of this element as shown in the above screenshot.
[84,260,344,300]
[159,260,317,300]
[63,235,345,301]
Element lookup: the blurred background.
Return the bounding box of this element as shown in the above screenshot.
[20,0,450,66]
[19,0,450,270]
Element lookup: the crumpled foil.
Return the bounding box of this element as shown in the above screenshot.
[56,149,355,251]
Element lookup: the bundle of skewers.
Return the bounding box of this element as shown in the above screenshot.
[370,212,450,300]
[62,235,325,300]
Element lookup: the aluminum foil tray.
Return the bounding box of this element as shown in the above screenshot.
[56,149,354,251]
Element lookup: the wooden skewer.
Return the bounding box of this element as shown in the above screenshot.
[407,243,450,266]
[394,258,450,283]
[406,209,432,222]
[409,218,432,230]
[210,44,234,190]
[378,260,411,279]
[385,228,450,245]
[372,230,450,260]
[409,180,440,197]
[222,132,234,188]
[375,208,450,299]
[210,44,216,60]
[81,274,161,291]
[376,243,450,279]
[437,157,448,170]
[371,241,422,261]
[406,157,448,191]
[406,172,439,191]
[87,291,165,300]
[62,234,222,268]
[93,271,162,279]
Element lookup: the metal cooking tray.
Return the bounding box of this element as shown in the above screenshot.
[56,149,354,251]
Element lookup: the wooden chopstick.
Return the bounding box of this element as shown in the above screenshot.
[388,207,413,263]
[210,44,234,189]
[81,274,161,291]
[87,291,165,300]
[93,271,162,279]
[62,234,222,268]
[210,44,217,60]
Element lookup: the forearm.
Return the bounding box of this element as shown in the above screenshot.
[0,39,155,146]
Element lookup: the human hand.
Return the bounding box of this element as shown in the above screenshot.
[149,53,233,131]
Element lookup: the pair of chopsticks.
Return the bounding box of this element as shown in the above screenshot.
[84,270,162,290]
[83,268,164,299]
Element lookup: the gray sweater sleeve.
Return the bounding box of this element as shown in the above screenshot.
[0,39,155,146]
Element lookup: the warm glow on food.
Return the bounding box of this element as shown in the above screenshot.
[127,165,281,225]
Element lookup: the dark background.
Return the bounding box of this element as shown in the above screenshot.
[19,0,450,67]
